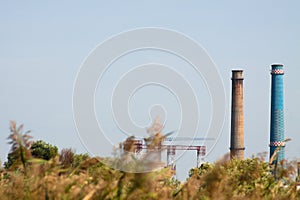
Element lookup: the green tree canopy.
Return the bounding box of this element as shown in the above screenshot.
[30,140,58,160]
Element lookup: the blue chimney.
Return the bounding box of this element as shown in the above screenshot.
[270,64,285,163]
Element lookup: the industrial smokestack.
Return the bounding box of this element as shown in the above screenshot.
[230,70,245,160]
[269,64,285,163]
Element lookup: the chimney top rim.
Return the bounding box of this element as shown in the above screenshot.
[231,69,244,72]
[271,63,284,67]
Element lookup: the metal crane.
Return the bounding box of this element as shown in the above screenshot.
[132,135,213,175]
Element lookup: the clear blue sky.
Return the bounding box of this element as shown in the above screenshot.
[1,1,300,180]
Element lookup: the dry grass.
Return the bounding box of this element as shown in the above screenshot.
[1,156,300,200]
[1,121,300,199]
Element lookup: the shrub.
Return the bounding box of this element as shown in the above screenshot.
[31,140,58,160]
[72,153,90,168]
[59,148,74,168]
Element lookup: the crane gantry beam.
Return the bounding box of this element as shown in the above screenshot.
[132,139,206,174]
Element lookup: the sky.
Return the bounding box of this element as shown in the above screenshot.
[1,1,300,180]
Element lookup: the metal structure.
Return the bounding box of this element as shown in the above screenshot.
[133,139,206,173]
[165,145,206,171]
[269,64,285,163]
[230,70,245,160]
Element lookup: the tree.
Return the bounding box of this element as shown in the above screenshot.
[59,148,74,168]
[30,140,58,160]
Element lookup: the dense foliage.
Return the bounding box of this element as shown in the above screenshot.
[1,156,299,199]
[178,158,299,200]
[1,122,300,199]
[31,140,58,160]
